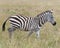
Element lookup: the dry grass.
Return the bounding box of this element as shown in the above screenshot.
[0,0,60,48]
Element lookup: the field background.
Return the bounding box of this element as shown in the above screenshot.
[0,0,60,48]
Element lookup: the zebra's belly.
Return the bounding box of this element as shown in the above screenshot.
[10,23,40,32]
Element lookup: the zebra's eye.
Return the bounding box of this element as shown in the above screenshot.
[51,17,53,18]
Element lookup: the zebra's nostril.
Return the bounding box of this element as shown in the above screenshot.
[53,22,56,26]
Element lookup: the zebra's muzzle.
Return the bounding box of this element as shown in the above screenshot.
[52,22,56,26]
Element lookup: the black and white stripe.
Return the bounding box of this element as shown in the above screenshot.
[9,15,33,31]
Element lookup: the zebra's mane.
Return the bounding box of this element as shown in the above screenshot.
[37,10,53,17]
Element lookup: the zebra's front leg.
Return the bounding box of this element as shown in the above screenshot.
[27,31,33,38]
[35,30,40,39]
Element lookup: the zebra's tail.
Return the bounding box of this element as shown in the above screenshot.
[2,17,10,31]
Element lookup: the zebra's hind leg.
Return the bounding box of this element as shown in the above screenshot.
[8,27,16,39]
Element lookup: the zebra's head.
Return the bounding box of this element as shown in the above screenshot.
[45,10,56,26]
[36,10,56,26]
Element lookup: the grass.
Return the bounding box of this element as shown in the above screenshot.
[0,0,60,48]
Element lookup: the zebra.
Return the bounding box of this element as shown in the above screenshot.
[2,10,56,39]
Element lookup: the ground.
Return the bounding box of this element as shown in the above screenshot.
[0,0,60,48]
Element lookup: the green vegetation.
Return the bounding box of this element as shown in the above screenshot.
[0,0,60,48]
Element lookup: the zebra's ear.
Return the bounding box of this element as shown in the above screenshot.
[49,9,54,13]
[51,9,53,13]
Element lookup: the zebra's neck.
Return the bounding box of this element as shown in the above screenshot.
[39,18,47,27]
[38,15,47,27]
